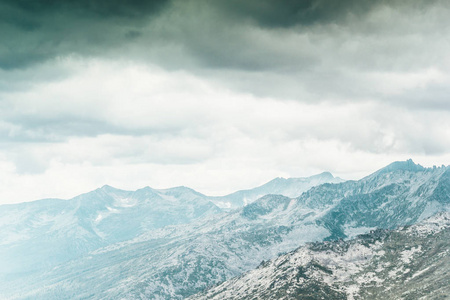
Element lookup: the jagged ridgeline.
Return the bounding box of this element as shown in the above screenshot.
[0,160,448,299]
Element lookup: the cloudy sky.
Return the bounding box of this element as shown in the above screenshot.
[1,0,450,204]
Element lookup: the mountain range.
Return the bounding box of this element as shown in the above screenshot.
[0,159,448,299]
[210,172,344,209]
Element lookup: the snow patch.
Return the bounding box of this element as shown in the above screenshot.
[400,246,422,264]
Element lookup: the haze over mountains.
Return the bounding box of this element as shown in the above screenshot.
[0,160,449,299]
[211,171,344,209]
[0,172,339,280]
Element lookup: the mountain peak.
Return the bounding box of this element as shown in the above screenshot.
[314,171,334,179]
[156,186,207,197]
[268,172,336,184]
[100,184,117,191]
[377,159,425,174]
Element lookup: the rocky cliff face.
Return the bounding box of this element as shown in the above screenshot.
[192,212,450,300]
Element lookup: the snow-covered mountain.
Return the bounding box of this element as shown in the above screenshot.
[0,185,220,277]
[210,172,345,209]
[192,212,450,300]
[0,171,341,280]
[0,160,448,299]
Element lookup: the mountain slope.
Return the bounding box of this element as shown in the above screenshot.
[1,160,449,299]
[192,212,450,300]
[318,161,450,240]
[0,172,342,279]
[0,185,220,278]
[210,172,345,209]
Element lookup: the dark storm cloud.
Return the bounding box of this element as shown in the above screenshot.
[6,0,167,17]
[144,0,450,109]
[1,0,450,108]
[1,0,450,205]
[0,0,169,69]
[213,0,378,28]
[1,0,445,70]
[216,0,449,29]
[1,0,449,148]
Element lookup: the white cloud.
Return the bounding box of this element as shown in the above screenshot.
[1,58,449,204]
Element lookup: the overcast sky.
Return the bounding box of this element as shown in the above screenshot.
[1,0,450,204]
